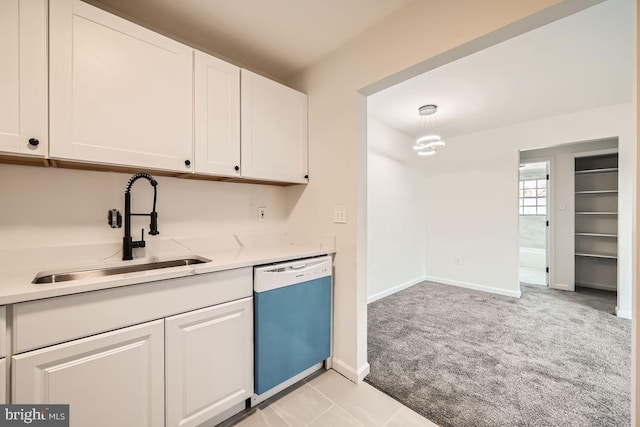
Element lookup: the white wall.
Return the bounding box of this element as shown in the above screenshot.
[0,164,289,250]
[367,118,426,303]
[520,139,627,303]
[423,103,634,313]
[285,0,588,382]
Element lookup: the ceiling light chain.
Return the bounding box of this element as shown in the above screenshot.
[413,104,446,157]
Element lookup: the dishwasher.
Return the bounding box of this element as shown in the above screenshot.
[252,255,332,406]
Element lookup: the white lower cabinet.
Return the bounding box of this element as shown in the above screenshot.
[13,320,165,427]
[0,358,6,404]
[166,297,253,427]
[10,270,254,427]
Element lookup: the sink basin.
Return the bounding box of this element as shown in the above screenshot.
[33,256,211,284]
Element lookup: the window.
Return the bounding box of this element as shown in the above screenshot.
[519,178,546,215]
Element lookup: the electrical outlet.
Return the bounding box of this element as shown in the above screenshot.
[334,206,347,224]
[258,207,267,222]
[455,256,462,266]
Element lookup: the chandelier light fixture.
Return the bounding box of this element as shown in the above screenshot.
[413,104,445,156]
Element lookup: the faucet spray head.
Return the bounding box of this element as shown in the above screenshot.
[125,173,158,193]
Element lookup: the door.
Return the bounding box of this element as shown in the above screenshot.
[0,0,47,156]
[241,69,308,184]
[518,161,550,286]
[194,50,241,177]
[13,320,164,427]
[165,297,253,427]
[49,0,193,172]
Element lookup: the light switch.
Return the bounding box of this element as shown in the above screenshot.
[334,206,347,224]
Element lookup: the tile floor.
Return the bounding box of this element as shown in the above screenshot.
[226,369,439,427]
[519,267,547,286]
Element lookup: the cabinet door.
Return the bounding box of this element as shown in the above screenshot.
[13,320,164,427]
[194,51,241,177]
[241,70,308,184]
[0,358,6,404]
[166,297,253,427]
[49,0,193,172]
[0,0,47,156]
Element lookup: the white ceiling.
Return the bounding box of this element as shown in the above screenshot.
[368,0,634,139]
[92,0,413,80]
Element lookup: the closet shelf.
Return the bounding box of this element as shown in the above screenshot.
[575,190,618,194]
[574,153,618,292]
[575,252,617,260]
[575,232,617,238]
[575,212,617,215]
[574,167,618,175]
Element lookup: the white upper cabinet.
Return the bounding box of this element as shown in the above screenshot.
[194,50,241,177]
[49,0,194,172]
[241,69,308,184]
[0,0,47,157]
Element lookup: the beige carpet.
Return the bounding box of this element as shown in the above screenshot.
[366,283,631,427]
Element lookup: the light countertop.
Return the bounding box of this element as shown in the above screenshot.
[0,233,335,305]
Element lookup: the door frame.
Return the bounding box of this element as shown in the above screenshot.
[518,155,554,289]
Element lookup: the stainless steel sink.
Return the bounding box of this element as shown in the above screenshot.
[33,257,211,284]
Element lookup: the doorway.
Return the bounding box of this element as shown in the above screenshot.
[518,161,549,286]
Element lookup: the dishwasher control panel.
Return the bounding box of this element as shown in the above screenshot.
[253,255,332,292]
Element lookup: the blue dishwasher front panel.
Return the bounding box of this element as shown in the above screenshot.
[254,276,331,395]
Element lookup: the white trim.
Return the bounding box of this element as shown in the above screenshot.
[424,276,521,298]
[331,357,370,383]
[550,283,573,291]
[367,276,425,304]
[616,308,632,319]
[575,280,617,292]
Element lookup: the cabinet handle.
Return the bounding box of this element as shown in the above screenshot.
[28,138,40,147]
[234,165,240,172]
[304,174,309,179]
[185,160,191,167]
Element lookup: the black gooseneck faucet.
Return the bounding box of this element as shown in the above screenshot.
[123,173,159,261]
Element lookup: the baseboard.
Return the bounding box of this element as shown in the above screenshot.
[550,283,573,291]
[331,357,370,383]
[424,276,521,298]
[616,308,632,319]
[576,281,617,292]
[367,276,425,304]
